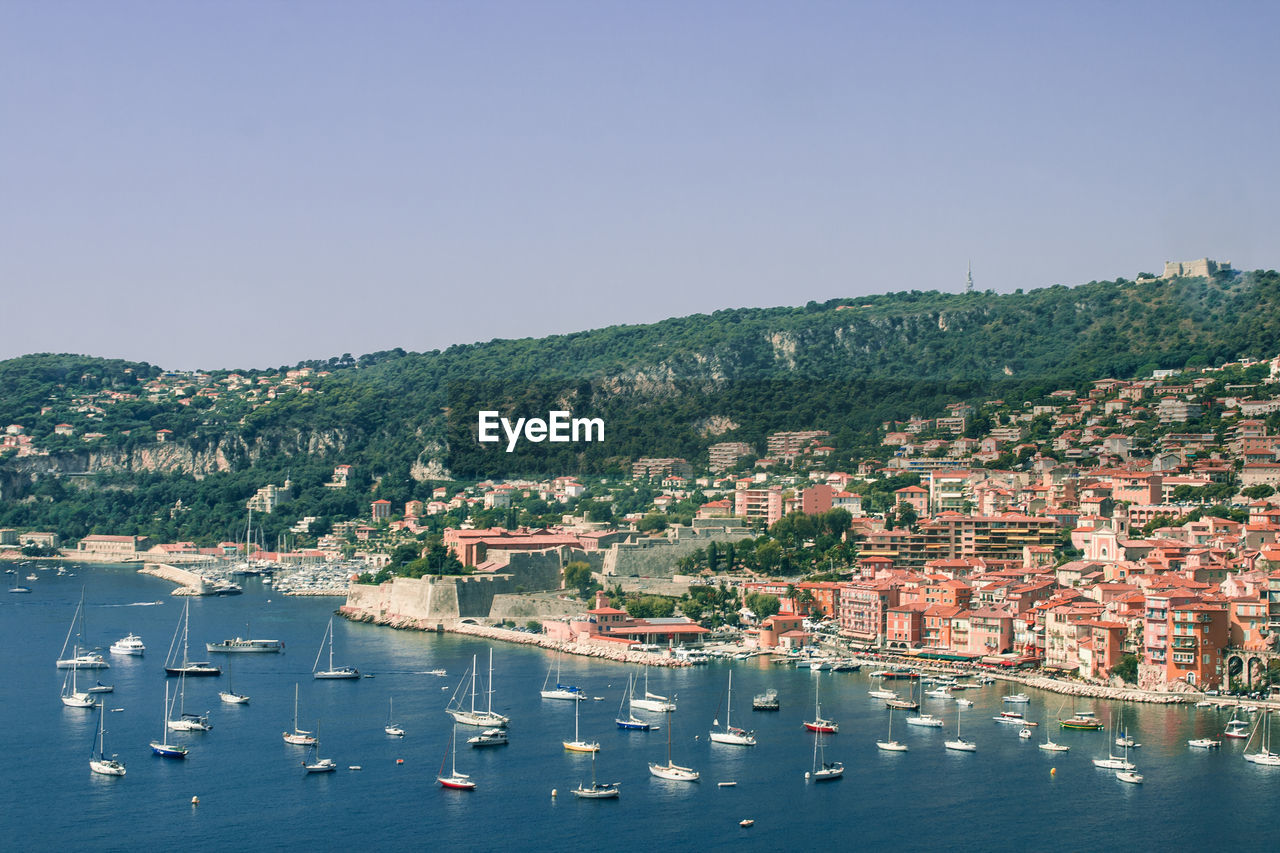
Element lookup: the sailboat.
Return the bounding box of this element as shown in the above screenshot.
[150,683,189,758]
[437,724,476,789]
[1243,709,1280,765]
[312,617,359,679]
[876,705,908,751]
[1040,700,1071,752]
[885,676,920,711]
[90,702,126,776]
[564,690,600,752]
[648,704,699,782]
[446,651,509,727]
[630,668,676,712]
[283,683,318,745]
[804,679,838,733]
[540,652,584,700]
[1223,706,1251,739]
[166,670,212,731]
[616,673,654,730]
[164,599,220,676]
[572,748,620,798]
[385,697,405,737]
[944,703,977,752]
[709,670,756,745]
[1115,740,1143,783]
[808,729,844,780]
[60,659,97,708]
[1091,713,1135,769]
[302,725,337,773]
[219,656,250,704]
[56,591,109,669]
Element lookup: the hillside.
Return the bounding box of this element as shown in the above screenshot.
[2,267,1278,542]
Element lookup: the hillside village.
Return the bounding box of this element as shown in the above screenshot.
[8,347,1280,696]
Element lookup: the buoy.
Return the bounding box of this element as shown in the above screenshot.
[551,788,558,798]
[396,758,404,764]
[1050,768,1056,776]
[191,796,200,806]
[805,771,811,780]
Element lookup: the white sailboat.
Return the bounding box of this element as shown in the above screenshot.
[807,729,844,780]
[630,668,676,712]
[1092,713,1134,769]
[56,591,109,669]
[1115,740,1143,783]
[563,690,600,752]
[540,652,584,700]
[283,683,318,745]
[385,697,405,737]
[877,704,908,752]
[166,670,212,731]
[709,670,756,745]
[1244,709,1280,766]
[90,702,126,776]
[572,748,620,798]
[312,616,359,679]
[302,725,337,773]
[1040,700,1070,752]
[437,724,476,789]
[446,650,509,727]
[944,703,977,752]
[150,683,189,758]
[219,657,250,704]
[60,659,97,708]
[649,705,698,782]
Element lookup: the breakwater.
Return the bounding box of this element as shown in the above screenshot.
[339,607,689,667]
[137,562,208,595]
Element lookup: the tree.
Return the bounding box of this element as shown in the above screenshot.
[1243,484,1275,500]
[636,513,669,533]
[743,592,780,620]
[1111,653,1139,684]
[563,560,595,597]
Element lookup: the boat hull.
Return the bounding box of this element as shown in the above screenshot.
[448,710,509,728]
[811,764,844,780]
[648,761,699,782]
[165,665,221,677]
[283,732,318,746]
[150,742,188,758]
[206,639,283,653]
[572,784,620,798]
[90,759,126,776]
[709,731,757,745]
[804,721,838,733]
[314,668,360,679]
[944,740,977,752]
[616,718,653,731]
[437,774,476,789]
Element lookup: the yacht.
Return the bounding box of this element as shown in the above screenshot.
[110,634,146,656]
[993,711,1036,726]
[1188,738,1221,749]
[466,728,509,747]
[904,713,945,728]
[206,637,283,654]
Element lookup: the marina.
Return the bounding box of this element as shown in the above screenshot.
[5,561,1280,851]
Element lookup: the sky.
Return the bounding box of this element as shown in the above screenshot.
[3,1,1278,371]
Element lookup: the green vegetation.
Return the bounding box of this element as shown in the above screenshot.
[5,269,1280,542]
[1111,653,1139,684]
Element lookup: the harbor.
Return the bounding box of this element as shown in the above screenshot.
[8,560,1280,852]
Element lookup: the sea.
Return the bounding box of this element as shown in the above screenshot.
[1,560,1275,852]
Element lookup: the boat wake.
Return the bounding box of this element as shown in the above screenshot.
[100,601,166,607]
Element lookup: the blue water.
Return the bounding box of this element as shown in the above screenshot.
[1,561,1274,852]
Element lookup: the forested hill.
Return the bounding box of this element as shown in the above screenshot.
[3,268,1280,498]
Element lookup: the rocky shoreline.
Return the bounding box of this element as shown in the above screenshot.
[339,608,691,668]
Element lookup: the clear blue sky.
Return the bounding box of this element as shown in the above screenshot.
[3,1,1277,370]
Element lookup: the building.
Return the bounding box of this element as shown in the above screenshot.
[76,534,150,559]
[734,487,783,527]
[838,581,899,644]
[708,441,754,473]
[1160,258,1231,280]
[247,481,291,514]
[371,499,392,522]
[632,458,692,481]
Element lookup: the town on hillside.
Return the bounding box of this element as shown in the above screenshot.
[8,348,1280,696]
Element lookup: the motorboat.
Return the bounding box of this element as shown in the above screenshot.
[904,713,945,728]
[467,728,509,747]
[1060,710,1105,730]
[1188,738,1221,749]
[110,634,146,656]
[1115,770,1144,784]
[993,711,1036,726]
[206,637,283,653]
[752,689,780,711]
